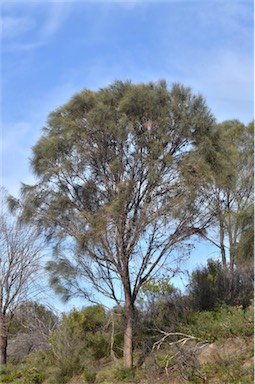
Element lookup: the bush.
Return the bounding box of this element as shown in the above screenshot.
[95,368,116,383]
[188,259,254,311]
[114,366,136,381]
[180,304,254,342]
[201,353,254,384]
[21,367,46,384]
[0,364,45,384]
[83,369,97,383]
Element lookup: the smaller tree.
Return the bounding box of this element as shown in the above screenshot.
[0,188,43,365]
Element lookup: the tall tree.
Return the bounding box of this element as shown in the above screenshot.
[0,188,43,365]
[200,120,254,270]
[15,80,217,368]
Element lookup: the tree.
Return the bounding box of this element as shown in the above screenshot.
[15,80,218,367]
[0,188,43,365]
[200,120,254,271]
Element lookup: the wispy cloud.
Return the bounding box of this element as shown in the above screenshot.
[2,2,73,51]
[40,2,71,39]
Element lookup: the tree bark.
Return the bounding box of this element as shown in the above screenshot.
[219,219,227,269]
[0,317,7,365]
[123,297,134,368]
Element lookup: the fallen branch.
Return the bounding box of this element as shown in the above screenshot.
[152,330,209,378]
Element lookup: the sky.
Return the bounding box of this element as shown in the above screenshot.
[1,0,254,311]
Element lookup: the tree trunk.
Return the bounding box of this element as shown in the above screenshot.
[0,317,7,365]
[123,298,134,368]
[219,219,227,269]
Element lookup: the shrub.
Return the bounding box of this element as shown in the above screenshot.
[21,366,46,384]
[188,259,254,311]
[83,369,97,383]
[179,304,254,342]
[114,366,136,381]
[95,368,116,383]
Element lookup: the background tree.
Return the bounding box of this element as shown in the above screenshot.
[14,80,218,368]
[0,188,43,365]
[200,120,254,270]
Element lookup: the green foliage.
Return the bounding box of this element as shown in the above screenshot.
[0,302,253,383]
[114,366,136,381]
[47,305,110,382]
[140,276,177,301]
[180,304,254,342]
[20,367,45,384]
[0,353,47,384]
[188,258,254,310]
[203,120,254,270]
[80,305,107,332]
[95,368,116,383]
[201,353,254,384]
[189,259,223,310]
[236,203,254,264]
[82,368,97,383]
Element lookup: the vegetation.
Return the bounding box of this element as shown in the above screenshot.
[11,80,222,368]
[0,282,253,383]
[3,80,254,381]
[0,188,44,365]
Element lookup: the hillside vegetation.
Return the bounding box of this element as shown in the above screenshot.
[0,262,253,384]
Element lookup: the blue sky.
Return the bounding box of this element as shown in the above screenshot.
[1,0,254,310]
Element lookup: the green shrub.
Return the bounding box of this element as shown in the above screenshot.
[188,259,254,311]
[114,366,136,381]
[95,368,116,383]
[44,366,71,384]
[21,366,46,384]
[91,334,109,359]
[180,304,253,342]
[0,366,9,375]
[201,355,254,384]
[83,368,97,383]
